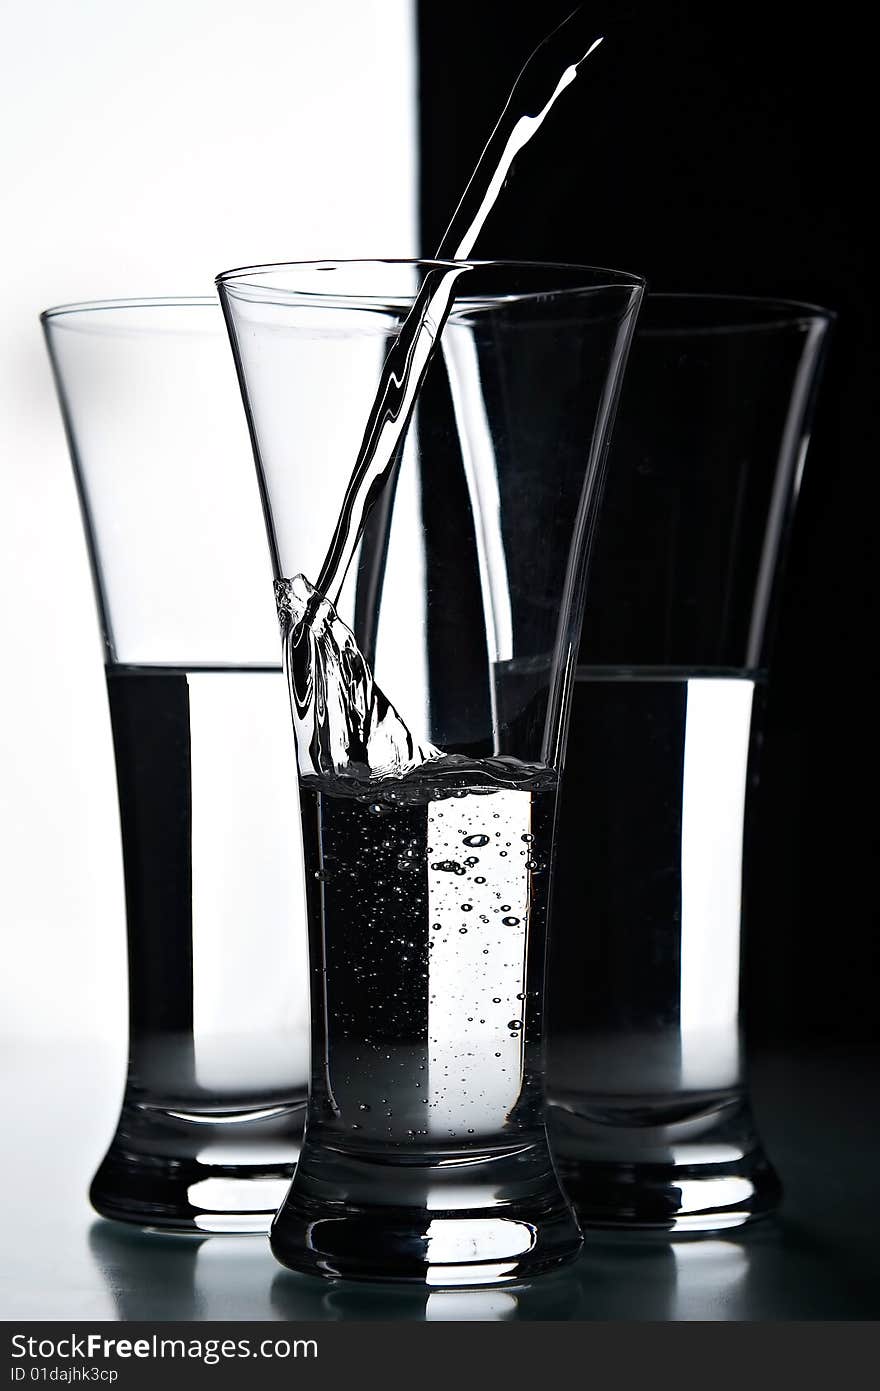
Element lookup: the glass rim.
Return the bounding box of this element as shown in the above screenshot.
[40,286,833,334]
[637,291,835,334]
[215,257,646,299]
[40,295,217,323]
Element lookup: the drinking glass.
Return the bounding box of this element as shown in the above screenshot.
[546,294,833,1231]
[41,299,310,1232]
[218,259,644,1282]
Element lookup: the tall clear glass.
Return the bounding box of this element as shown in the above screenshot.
[41,299,310,1233]
[218,259,644,1283]
[547,295,833,1232]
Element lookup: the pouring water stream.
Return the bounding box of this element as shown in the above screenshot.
[277,6,607,786]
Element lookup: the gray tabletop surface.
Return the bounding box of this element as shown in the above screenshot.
[2,1039,877,1321]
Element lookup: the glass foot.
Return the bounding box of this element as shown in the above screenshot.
[549,1097,782,1233]
[269,1136,583,1284]
[90,1099,305,1234]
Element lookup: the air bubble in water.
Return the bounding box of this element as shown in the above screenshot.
[463,834,490,848]
[431,859,466,875]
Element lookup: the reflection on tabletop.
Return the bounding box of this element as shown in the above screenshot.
[88,1209,878,1321]
[3,1043,877,1319]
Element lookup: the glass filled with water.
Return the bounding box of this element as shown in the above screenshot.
[219,258,643,1281]
[547,294,833,1231]
[41,299,310,1232]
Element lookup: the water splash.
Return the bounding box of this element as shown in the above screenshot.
[277,574,442,785]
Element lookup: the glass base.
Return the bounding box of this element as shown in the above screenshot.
[269,1135,583,1284]
[549,1096,782,1233]
[90,1099,305,1234]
